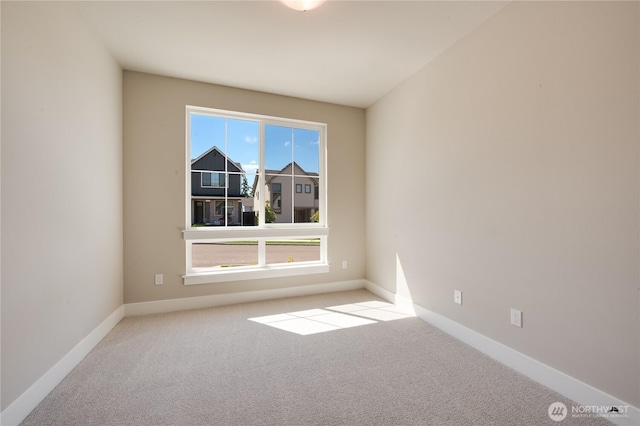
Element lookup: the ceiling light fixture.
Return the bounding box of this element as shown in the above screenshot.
[279,0,326,12]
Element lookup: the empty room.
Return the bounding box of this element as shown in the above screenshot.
[2,1,638,425]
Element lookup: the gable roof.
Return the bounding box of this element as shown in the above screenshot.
[251,162,319,196]
[191,145,244,172]
[265,162,319,178]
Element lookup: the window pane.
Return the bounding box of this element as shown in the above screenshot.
[224,118,259,190]
[266,239,321,265]
[190,113,258,228]
[190,114,226,161]
[293,177,319,223]
[265,125,293,171]
[266,174,290,222]
[266,176,283,218]
[263,125,320,225]
[192,242,258,268]
[192,200,244,226]
[293,128,320,174]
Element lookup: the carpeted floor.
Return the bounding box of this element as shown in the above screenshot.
[22,290,611,425]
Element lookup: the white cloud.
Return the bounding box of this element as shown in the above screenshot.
[284,141,291,147]
[244,136,258,144]
[242,160,259,172]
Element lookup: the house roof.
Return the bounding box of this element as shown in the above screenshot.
[191,146,244,173]
[251,162,319,196]
[265,162,319,178]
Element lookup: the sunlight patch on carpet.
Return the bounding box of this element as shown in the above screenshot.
[249,301,413,335]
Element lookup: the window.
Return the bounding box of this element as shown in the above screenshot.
[202,172,226,188]
[271,183,282,213]
[184,106,328,284]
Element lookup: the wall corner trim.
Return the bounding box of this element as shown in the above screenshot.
[124,279,367,317]
[0,305,125,426]
[364,280,639,426]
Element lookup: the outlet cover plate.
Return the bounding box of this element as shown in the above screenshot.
[511,308,522,327]
[454,290,462,305]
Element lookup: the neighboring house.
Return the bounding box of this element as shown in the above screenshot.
[253,162,319,223]
[191,146,248,226]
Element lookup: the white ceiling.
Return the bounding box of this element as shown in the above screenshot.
[76,1,507,108]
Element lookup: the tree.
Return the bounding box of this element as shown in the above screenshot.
[241,176,251,198]
[311,210,319,223]
[264,201,276,223]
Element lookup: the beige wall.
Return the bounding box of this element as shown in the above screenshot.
[366,1,639,407]
[1,2,123,411]
[123,72,365,303]
[3,0,636,415]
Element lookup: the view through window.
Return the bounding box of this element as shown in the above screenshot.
[184,106,328,284]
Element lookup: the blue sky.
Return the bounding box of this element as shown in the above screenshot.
[190,114,319,185]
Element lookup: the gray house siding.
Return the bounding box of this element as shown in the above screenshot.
[191,146,243,197]
[190,146,248,226]
[190,172,243,197]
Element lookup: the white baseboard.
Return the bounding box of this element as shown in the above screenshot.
[7,281,636,425]
[364,280,416,314]
[364,280,640,426]
[364,280,396,302]
[125,279,367,316]
[0,305,125,426]
[1,280,364,425]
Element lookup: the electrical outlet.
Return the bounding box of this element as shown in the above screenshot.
[155,274,163,285]
[510,308,522,327]
[342,260,348,270]
[454,290,462,305]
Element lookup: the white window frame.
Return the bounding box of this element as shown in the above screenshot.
[183,106,329,285]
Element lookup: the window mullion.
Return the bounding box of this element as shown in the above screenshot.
[258,239,266,266]
[290,174,295,223]
[319,126,326,227]
[291,127,295,224]
[259,121,265,226]
[224,120,229,226]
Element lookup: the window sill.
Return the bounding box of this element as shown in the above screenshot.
[183,263,330,285]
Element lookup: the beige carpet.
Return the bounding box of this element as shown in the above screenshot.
[22,290,610,425]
